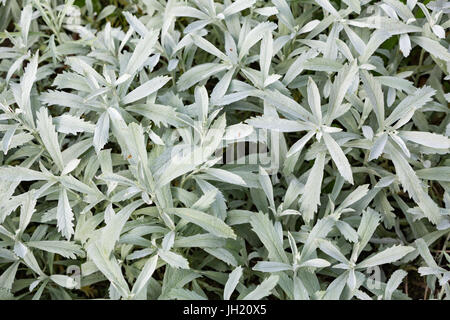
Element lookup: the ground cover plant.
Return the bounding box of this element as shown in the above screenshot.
[0,0,449,300]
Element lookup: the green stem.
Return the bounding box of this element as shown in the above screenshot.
[414,49,425,87]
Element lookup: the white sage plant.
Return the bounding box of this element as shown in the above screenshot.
[0,0,449,300]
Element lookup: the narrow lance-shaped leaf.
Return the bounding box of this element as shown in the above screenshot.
[250,211,289,263]
[323,133,354,184]
[131,255,159,296]
[387,143,442,225]
[93,112,110,154]
[57,188,74,240]
[357,245,415,269]
[385,270,408,300]
[307,77,322,123]
[361,70,384,129]
[300,152,326,223]
[242,275,279,300]
[224,266,243,300]
[36,107,65,171]
[20,52,39,126]
[125,29,160,76]
[122,76,171,104]
[167,208,236,239]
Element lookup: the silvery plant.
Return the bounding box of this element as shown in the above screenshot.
[0,0,449,300]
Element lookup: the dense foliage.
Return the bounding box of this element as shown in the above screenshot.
[0,0,449,300]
